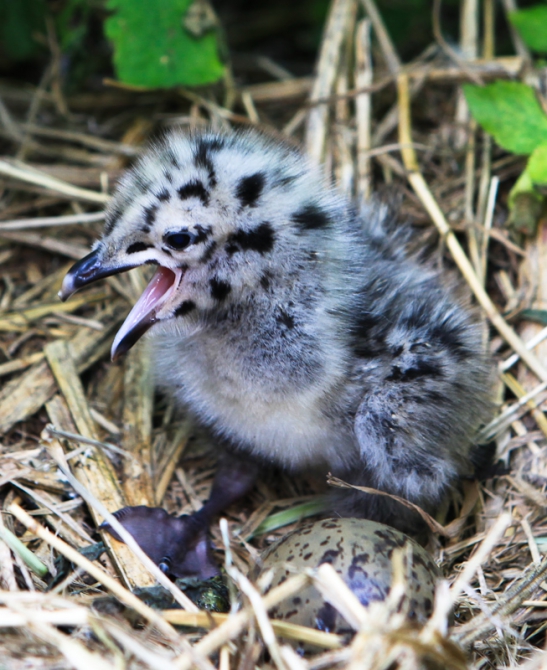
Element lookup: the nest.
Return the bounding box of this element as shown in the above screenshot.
[1,1,546,668]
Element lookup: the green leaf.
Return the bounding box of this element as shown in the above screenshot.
[507,146,547,235]
[248,499,329,539]
[463,81,547,155]
[519,309,547,324]
[0,524,48,577]
[508,182,543,236]
[509,5,547,53]
[104,0,224,88]
[527,142,547,184]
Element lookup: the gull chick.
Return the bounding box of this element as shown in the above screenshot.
[60,129,492,577]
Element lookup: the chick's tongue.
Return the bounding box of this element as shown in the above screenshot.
[111,266,176,360]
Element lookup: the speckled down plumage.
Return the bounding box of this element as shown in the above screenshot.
[62,128,493,560]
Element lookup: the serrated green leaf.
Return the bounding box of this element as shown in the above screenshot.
[463,81,547,155]
[104,0,224,88]
[509,5,547,53]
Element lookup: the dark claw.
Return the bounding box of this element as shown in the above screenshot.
[101,506,220,579]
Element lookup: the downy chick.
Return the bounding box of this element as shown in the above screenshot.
[60,129,492,577]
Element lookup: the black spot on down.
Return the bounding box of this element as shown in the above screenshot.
[178,180,209,206]
[200,241,217,263]
[174,300,196,317]
[386,360,443,382]
[194,138,223,186]
[276,309,295,330]
[126,242,152,254]
[292,204,331,230]
[144,204,158,226]
[225,222,275,255]
[156,189,171,202]
[236,172,265,208]
[193,224,212,244]
[210,277,231,301]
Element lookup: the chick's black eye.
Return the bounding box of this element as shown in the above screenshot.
[164,231,194,250]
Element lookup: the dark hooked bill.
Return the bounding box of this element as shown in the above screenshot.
[58,249,138,301]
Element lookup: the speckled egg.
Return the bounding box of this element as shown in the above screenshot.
[260,517,440,635]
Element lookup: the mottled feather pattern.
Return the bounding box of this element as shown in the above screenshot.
[99,128,492,525]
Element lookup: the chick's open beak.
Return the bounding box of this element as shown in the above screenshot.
[59,249,183,361]
[110,266,179,361]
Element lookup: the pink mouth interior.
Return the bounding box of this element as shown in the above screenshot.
[111,266,178,358]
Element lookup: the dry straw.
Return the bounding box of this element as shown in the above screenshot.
[1,0,546,668]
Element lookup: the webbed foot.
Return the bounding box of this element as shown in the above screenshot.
[101,450,259,579]
[101,506,219,579]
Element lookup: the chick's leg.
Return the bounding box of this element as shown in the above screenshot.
[102,450,259,578]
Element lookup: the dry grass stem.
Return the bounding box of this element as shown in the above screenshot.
[45,441,200,611]
[397,72,547,384]
[7,502,184,640]
[501,326,547,372]
[121,343,155,505]
[499,0,532,60]
[0,159,110,203]
[1,8,546,667]
[359,0,400,74]
[305,0,355,161]
[162,610,343,649]
[355,19,373,201]
[0,210,104,230]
